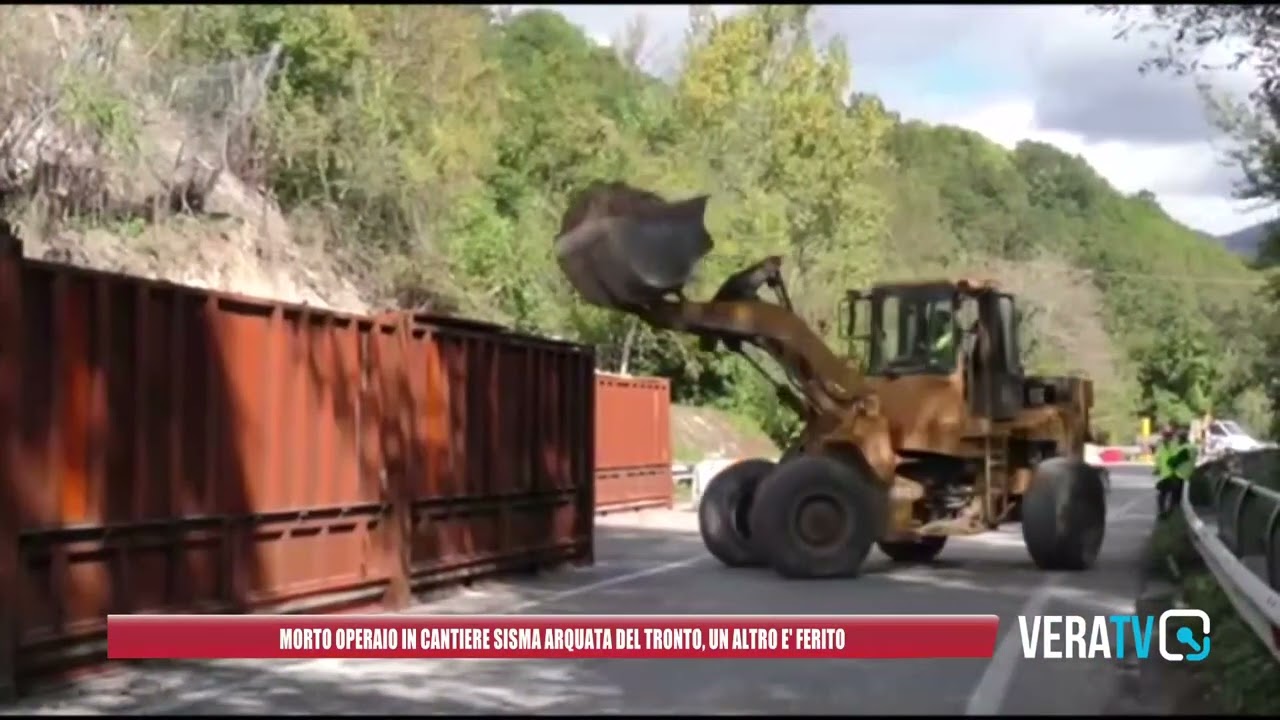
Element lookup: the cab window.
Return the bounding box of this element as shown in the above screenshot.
[869,289,957,375]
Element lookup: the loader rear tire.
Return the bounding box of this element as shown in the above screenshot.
[1021,457,1107,571]
[749,455,886,579]
[698,458,775,567]
[878,536,948,564]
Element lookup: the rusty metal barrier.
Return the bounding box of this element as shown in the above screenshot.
[0,236,595,697]
[593,373,673,513]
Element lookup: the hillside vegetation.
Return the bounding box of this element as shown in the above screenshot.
[0,5,1269,445]
[671,405,780,465]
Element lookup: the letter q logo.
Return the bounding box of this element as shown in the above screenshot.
[1159,609,1211,662]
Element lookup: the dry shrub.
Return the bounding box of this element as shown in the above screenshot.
[0,5,279,237]
[0,5,367,313]
[962,250,1138,434]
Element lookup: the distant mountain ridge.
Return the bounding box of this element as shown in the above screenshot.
[1220,221,1273,260]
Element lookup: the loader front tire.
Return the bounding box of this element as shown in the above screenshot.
[878,535,948,564]
[698,458,775,567]
[750,455,886,579]
[1021,457,1107,571]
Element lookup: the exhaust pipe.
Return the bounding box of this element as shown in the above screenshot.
[554,182,714,310]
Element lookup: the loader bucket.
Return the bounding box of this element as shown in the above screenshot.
[554,183,714,310]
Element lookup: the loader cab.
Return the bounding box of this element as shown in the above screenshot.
[846,284,959,376]
[841,283,1024,420]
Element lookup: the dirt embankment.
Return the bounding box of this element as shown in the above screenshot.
[1,6,367,312]
[670,404,779,464]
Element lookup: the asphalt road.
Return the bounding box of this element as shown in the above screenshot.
[7,466,1163,716]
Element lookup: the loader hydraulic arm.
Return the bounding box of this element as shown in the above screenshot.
[635,257,866,416]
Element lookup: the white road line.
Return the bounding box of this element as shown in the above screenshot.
[1115,494,1150,516]
[108,490,1163,715]
[1051,587,1138,615]
[147,495,1147,718]
[502,555,706,613]
[135,555,707,715]
[1116,497,1155,521]
[963,493,1147,716]
[965,583,1055,716]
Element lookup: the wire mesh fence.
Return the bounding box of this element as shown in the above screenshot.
[0,7,282,220]
[141,43,283,184]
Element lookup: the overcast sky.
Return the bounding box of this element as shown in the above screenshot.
[510,4,1275,236]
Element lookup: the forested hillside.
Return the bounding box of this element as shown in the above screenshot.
[1,5,1269,445]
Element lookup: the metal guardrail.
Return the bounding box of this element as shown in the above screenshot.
[1182,448,1280,662]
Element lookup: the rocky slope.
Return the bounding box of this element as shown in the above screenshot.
[0,5,367,312]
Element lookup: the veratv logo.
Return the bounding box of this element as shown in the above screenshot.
[1018,610,1210,661]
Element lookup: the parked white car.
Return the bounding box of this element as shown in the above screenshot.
[1204,419,1267,455]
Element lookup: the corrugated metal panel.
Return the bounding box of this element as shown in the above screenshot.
[400,318,594,587]
[594,467,675,515]
[593,373,673,512]
[0,244,595,694]
[1,233,24,699]
[595,373,671,469]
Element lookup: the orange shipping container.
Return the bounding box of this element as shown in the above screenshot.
[0,233,595,695]
[594,373,673,513]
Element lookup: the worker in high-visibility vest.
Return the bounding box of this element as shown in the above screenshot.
[1168,426,1198,513]
[1153,424,1179,517]
[928,309,955,365]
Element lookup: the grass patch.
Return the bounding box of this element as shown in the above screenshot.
[1147,513,1280,715]
[1146,512,1199,578]
[673,437,701,466]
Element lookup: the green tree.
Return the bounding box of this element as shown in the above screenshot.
[1095,4,1279,435]
[90,5,1272,445]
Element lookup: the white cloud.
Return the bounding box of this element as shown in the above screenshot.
[929,97,1274,234]
[515,4,1279,236]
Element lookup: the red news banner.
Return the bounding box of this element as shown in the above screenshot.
[107,614,999,660]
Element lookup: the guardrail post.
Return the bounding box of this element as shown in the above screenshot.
[1231,483,1252,557]
[1267,503,1280,590]
[1212,470,1230,511]
[1215,475,1234,547]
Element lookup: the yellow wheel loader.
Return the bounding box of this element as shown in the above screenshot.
[556,182,1107,579]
